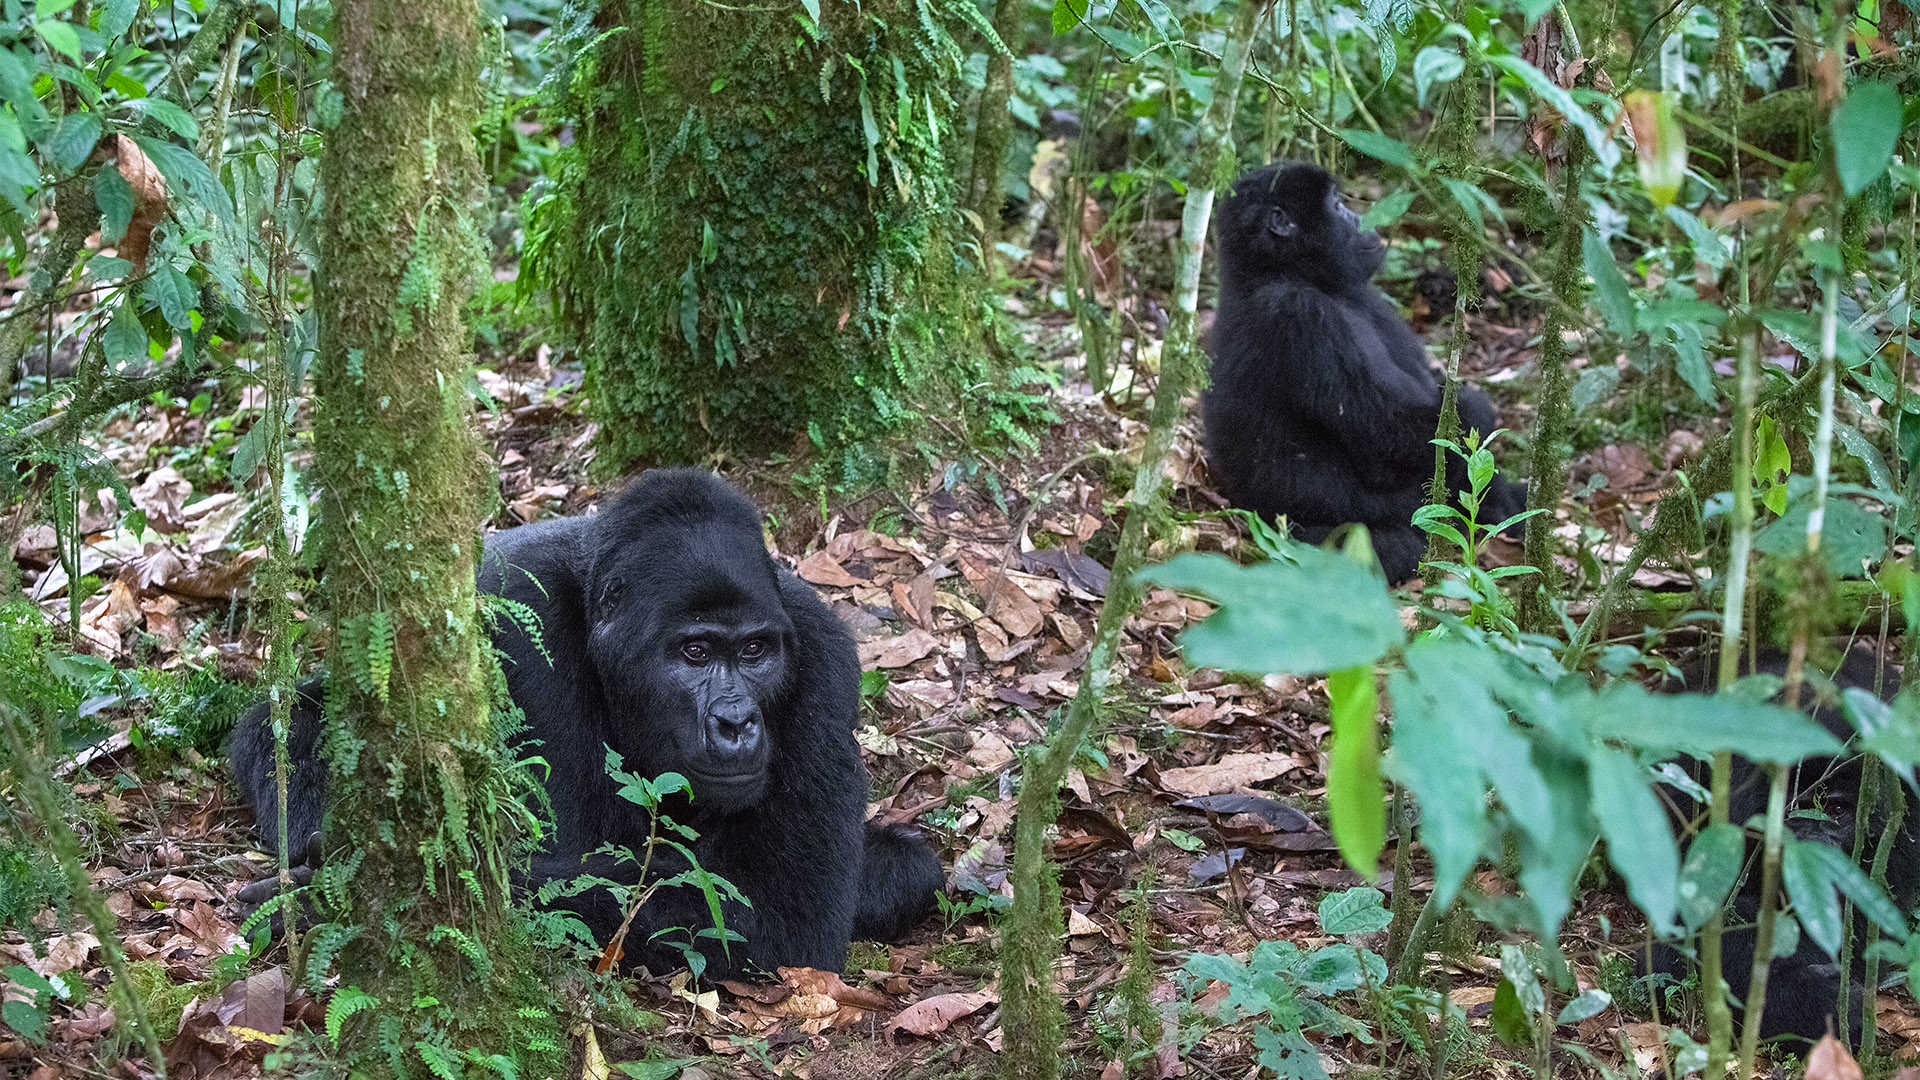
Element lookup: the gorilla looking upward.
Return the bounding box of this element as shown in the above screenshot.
[229,469,943,977]
[1203,162,1525,582]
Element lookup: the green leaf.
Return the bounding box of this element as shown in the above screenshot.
[1582,227,1633,337]
[1755,415,1791,514]
[144,265,196,329]
[1050,0,1088,34]
[1490,56,1621,170]
[797,0,819,23]
[99,0,138,39]
[1751,496,1887,579]
[103,301,147,368]
[2,998,46,1043]
[1137,548,1405,675]
[1440,176,1485,235]
[229,421,265,483]
[1794,838,1908,939]
[1334,128,1417,171]
[36,19,84,63]
[1491,978,1532,1048]
[1384,667,1487,907]
[121,96,197,141]
[1556,988,1612,1025]
[1580,682,1843,764]
[1326,665,1383,879]
[1676,823,1744,930]
[1833,81,1903,196]
[1413,45,1464,109]
[1319,886,1392,936]
[1359,188,1413,229]
[1836,423,1894,496]
[44,110,102,172]
[1782,837,1845,957]
[1501,944,1545,1015]
[616,1060,702,1080]
[94,160,133,241]
[1588,747,1678,933]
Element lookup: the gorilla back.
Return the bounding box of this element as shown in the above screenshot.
[1202,162,1523,581]
[230,469,943,978]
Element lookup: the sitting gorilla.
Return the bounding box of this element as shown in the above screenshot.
[1654,648,1920,1045]
[230,469,943,977]
[1202,162,1526,582]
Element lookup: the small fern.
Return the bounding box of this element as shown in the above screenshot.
[365,609,395,704]
[325,985,378,1046]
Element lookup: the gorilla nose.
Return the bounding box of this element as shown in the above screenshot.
[704,705,763,763]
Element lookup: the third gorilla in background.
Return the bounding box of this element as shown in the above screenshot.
[1202,162,1525,582]
[230,469,942,978]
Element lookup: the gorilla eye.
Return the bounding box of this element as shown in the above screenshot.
[682,641,711,664]
[1266,207,1297,238]
[740,639,766,660]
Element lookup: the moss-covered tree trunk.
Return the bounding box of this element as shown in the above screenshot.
[311,0,525,1059]
[529,0,989,476]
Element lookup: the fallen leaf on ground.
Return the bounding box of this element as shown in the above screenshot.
[858,628,939,669]
[1805,1034,1864,1080]
[892,988,998,1036]
[797,550,865,587]
[1158,753,1298,797]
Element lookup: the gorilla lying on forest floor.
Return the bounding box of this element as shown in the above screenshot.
[1653,648,1920,1044]
[230,469,944,978]
[1203,162,1526,583]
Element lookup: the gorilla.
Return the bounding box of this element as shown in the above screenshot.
[229,469,944,977]
[1202,162,1526,582]
[1654,648,1920,1045]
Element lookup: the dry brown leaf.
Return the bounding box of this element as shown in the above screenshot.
[959,554,1045,638]
[797,550,864,588]
[893,574,934,628]
[967,731,1016,772]
[1805,1033,1864,1080]
[109,134,167,278]
[1158,752,1298,797]
[891,988,998,1036]
[858,628,939,669]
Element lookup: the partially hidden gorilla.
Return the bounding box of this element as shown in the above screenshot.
[1654,648,1920,1044]
[229,469,944,978]
[1203,162,1526,582]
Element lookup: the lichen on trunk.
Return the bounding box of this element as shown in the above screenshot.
[527,0,998,480]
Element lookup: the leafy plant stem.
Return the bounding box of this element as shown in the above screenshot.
[0,703,169,1074]
[1000,4,1262,1072]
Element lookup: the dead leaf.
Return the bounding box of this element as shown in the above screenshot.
[891,988,998,1037]
[959,554,1045,638]
[967,731,1017,772]
[109,134,167,279]
[1806,1034,1864,1080]
[858,628,939,669]
[1158,753,1299,797]
[797,550,864,588]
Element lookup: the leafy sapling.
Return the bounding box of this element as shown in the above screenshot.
[1414,429,1544,634]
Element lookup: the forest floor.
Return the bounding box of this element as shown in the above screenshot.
[8,266,1920,1079]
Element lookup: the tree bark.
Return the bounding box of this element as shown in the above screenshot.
[311,0,518,1050]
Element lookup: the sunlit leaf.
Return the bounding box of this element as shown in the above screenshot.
[1137,548,1404,675]
[1326,665,1383,879]
[1676,823,1744,930]
[1623,90,1686,208]
[1833,81,1902,196]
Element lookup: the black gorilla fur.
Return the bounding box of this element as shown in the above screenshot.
[1202,162,1525,582]
[1654,648,1920,1044]
[229,469,944,977]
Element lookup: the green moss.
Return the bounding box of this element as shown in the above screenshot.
[127,962,201,1040]
[526,0,1017,483]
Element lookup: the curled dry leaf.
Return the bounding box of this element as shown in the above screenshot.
[891,987,998,1037]
[858,627,939,669]
[797,550,864,588]
[1805,1033,1864,1080]
[110,134,168,278]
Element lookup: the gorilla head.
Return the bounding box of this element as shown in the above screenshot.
[583,473,794,812]
[1217,162,1385,293]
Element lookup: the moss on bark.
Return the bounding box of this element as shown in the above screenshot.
[310,0,550,1064]
[527,0,996,479]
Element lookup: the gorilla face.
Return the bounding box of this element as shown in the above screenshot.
[587,540,796,814]
[1219,162,1385,290]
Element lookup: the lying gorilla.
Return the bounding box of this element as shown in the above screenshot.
[230,469,943,976]
[1654,648,1920,1045]
[1203,162,1526,582]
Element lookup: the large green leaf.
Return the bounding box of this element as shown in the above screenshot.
[1512,749,1595,938]
[1138,548,1404,675]
[1326,665,1384,879]
[1580,682,1842,764]
[44,111,101,172]
[1782,837,1845,957]
[1384,668,1487,907]
[1833,81,1903,196]
[1676,823,1744,931]
[1582,227,1633,337]
[1588,747,1678,933]
[1752,496,1887,579]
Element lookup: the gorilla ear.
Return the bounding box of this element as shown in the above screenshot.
[598,577,625,613]
[1266,206,1297,238]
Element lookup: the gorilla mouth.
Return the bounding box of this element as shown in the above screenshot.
[685,766,768,799]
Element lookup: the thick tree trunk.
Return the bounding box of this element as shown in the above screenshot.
[528,0,989,471]
[311,0,521,1051]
